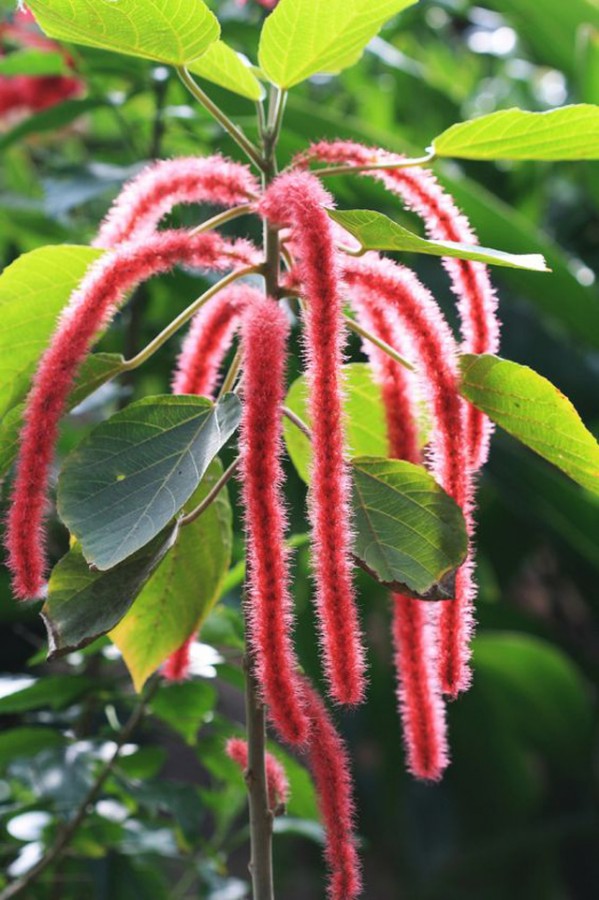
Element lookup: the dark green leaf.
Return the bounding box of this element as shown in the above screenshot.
[0,728,64,766]
[42,524,179,658]
[459,354,599,496]
[0,99,104,151]
[57,394,241,570]
[0,675,95,714]
[351,456,468,599]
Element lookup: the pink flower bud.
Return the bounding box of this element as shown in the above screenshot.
[226,737,290,810]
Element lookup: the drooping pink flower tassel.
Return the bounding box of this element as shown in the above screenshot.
[350,286,449,779]
[295,140,499,470]
[163,283,263,680]
[6,230,258,600]
[226,737,290,811]
[260,172,366,707]
[172,284,262,397]
[94,155,259,248]
[301,681,362,900]
[239,297,310,745]
[344,255,475,697]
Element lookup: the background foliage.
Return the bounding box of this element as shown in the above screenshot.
[0,1,598,897]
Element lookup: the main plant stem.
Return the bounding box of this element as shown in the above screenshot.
[242,88,286,900]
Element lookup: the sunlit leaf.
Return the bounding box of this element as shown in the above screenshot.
[259,0,417,89]
[433,105,599,160]
[460,354,599,495]
[188,40,264,101]
[328,208,549,270]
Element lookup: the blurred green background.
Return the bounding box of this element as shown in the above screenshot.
[0,1,598,897]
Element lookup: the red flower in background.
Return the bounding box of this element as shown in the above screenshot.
[0,8,83,124]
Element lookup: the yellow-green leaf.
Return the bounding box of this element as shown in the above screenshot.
[259,0,417,89]
[188,40,264,101]
[27,0,220,66]
[433,105,599,160]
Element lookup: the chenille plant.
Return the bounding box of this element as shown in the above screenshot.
[2,1,599,898]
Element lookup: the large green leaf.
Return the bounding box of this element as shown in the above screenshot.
[151,681,217,745]
[42,524,179,658]
[351,457,468,599]
[0,245,103,421]
[58,394,241,570]
[433,105,599,161]
[0,675,94,714]
[27,0,220,65]
[259,0,417,89]
[0,353,125,478]
[328,208,549,271]
[188,41,264,101]
[110,460,233,692]
[460,354,599,496]
[284,363,408,484]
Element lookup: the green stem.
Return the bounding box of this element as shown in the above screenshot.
[177,67,264,171]
[309,151,436,179]
[179,458,240,527]
[190,204,256,237]
[121,266,261,374]
[344,314,414,371]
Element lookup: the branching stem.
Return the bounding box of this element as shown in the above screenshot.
[344,314,414,371]
[179,459,240,527]
[190,204,256,237]
[309,151,436,178]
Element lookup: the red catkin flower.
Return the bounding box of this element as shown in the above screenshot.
[6,229,257,600]
[226,737,290,810]
[94,156,259,248]
[260,172,366,707]
[344,255,475,697]
[163,283,263,681]
[172,283,262,398]
[295,140,499,470]
[301,681,362,900]
[239,296,310,745]
[349,282,449,779]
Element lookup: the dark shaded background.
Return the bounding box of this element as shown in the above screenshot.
[0,1,598,897]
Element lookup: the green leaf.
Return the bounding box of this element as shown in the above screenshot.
[57,394,241,570]
[351,457,468,599]
[109,460,233,691]
[151,681,216,745]
[0,727,64,766]
[0,98,103,151]
[42,524,179,658]
[259,0,417,89]
[27,0,220,66]
[0,49,68,76]
[0,675,95,714]
[459,354,599,496]
[0,353,125,478]
[188,40,264,101]
[433,105,599,161]
[0,245,103,422]
[283,363,428,484]
[328,208,549,271]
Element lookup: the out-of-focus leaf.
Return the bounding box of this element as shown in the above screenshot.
[0,49,67,76]
[0,728,64,765]
[151,681,216,745]
[188,40,264,100]
[0,99,104,151]
[27,0,220,65]
[259,0,417,88]
[460,354,599,496]
[0,675,95,714]
[351,456,468,599]
[433,106,599,160]
[109,460,232,691]
[42,524,179,657]
[329,207,549,270]
[57,394,241,570]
